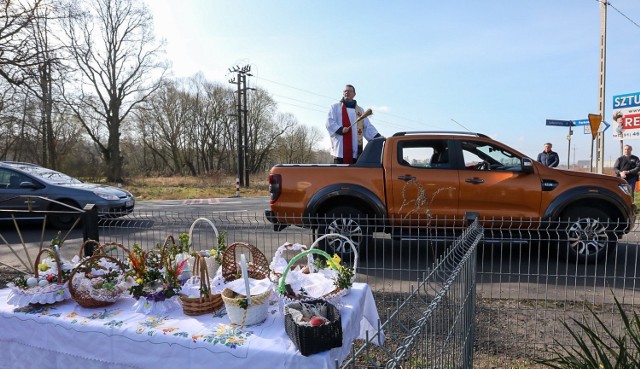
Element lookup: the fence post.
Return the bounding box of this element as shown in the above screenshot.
[82,204,99,257]
[235,177,240,198]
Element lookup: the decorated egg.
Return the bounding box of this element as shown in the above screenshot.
[309,316,326,327]
[26,277,38,287]
[38,279,49,287]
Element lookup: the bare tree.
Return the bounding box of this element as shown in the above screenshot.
[61,0,166,181]
[135,79,194,175]
[246,89,293,173]
[21,2,70,169]
[188,74,236,173]
[274,122,322,164]
[0,0,45,85]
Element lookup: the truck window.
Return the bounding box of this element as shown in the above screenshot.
[461,140,521,171]
[398,140,450,169]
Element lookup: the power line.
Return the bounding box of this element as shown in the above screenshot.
[254,76,336,102]
[256,76,449,132]
[600,0,640,29]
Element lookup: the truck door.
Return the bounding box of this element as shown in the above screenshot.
[457,139,541,221]
[387,139,459,227]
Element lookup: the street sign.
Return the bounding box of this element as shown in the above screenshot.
[584,121,610,134]
[588,114,602,140]
[572,119,590,126]
[545,119,573,127]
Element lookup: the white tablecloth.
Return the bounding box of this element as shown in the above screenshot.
[0,283,383,369]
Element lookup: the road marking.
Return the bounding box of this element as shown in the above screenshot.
[181,198,224,205]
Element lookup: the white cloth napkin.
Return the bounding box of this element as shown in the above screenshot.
[226,277,272,296]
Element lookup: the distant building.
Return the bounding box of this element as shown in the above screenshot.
[577,160,590,168]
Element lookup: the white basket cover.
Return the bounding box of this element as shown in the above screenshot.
[131,295,181,315]
[6,282,71,307]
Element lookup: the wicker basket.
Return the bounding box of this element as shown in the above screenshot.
[6,247,71,307]
[180,254,223,316]
[68,254,129,308]
[221,286,271,326]
[276,234,357,305]
[284,299,343,356]
[188,217,221,279]
[221,242,270,282]
[220,242,272,325]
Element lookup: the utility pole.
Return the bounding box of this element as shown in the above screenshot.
[595,0,607,173]
[228,64,254,187]
[241,71,255,187]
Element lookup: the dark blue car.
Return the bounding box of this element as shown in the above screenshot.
[0,161,135,228]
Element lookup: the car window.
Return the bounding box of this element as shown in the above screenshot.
[398,140,450,169]
[17,166,82,184]
[0,168,29,189]
[461,140,521,171]
[0,169,12,188]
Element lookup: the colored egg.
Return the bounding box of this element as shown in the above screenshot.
[26,277,38,287]
[38,279,49,287]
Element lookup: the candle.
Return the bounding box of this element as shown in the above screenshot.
[240,253,251,305]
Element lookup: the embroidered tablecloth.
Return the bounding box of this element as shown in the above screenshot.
[0,282,382,369]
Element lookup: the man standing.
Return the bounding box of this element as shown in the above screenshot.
[326,84,381,164]
[537,143,559,168]
[614,145,640,198]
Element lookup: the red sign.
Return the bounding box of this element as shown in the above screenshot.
[622,113,640,129]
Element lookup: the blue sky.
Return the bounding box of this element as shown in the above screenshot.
[146,0,640,166]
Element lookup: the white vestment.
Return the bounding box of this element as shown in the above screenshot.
[326,102,379,160]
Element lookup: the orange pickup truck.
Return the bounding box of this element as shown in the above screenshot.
[265,132,636,263]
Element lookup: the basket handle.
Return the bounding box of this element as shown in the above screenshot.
[188,217,220,243]
[221,242,269,282]
[309,233,358,275]
[270,242,309,274]
[93,242,130,258]
[276,248,339,295]
[34,247,64,284]
[161,235,176,250]
[77,239,102,259]
[192,254,212,297]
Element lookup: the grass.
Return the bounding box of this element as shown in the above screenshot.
[120,175,270,201]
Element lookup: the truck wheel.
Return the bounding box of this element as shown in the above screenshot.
[317,206,369,260]
[558,207,616,263]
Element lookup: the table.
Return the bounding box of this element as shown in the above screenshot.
[0,283,382,369]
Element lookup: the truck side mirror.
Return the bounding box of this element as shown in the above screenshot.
[521,158,534,174]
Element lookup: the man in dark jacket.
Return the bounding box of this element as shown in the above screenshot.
[537,143,559,168]
[614,144,640,199]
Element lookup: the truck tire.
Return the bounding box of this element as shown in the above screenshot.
[317,206,369,260]
[558,206,616,263]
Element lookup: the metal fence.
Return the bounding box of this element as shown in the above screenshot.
[1,210,639,368]
[339,220,482,369]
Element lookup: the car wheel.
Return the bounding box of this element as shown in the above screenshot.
[317,206,369,260]
[48,200,81,229]
[558,206,616,263]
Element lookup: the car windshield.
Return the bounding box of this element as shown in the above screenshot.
[18,166,83,184]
